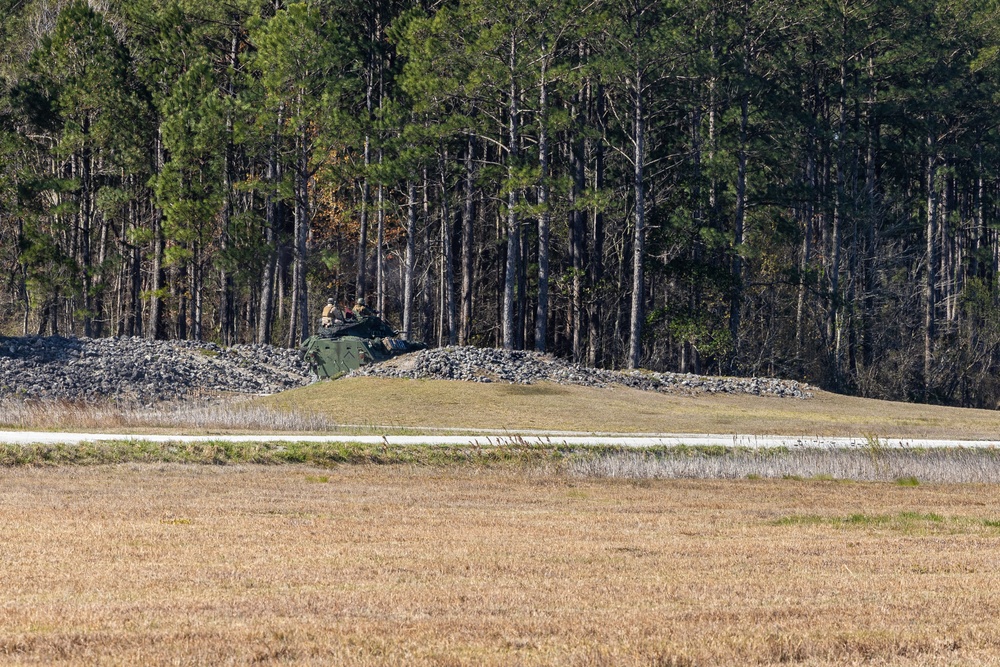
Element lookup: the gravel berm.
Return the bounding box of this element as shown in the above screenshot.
[350,346,813,398]
[0,336,812,403]
[0,335,311,404]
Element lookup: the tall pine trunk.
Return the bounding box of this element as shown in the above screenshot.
[376,179,385,313]
[148,132,166,340]
[440,148,456,345]
[570,86,585,362]
[588,84,606,368]
[288,128,310,346]
[403,180,416,339]
[730,88,748,366]
[827,58,846,388]
[535,56,550,353]
[502,34,519,351]
[219,29,238,346]
[257,113,282,345]
[627,66,645,370]
[460,136,475,346]
[924,133,938,398]
[357,136,370,300]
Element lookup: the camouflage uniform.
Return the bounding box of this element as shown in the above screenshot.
[321,300,343,326]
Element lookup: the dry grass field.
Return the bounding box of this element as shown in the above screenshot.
[266,377,1000,439]
[3,464,1000,666]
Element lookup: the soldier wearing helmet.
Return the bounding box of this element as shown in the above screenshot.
[321,298,343,327]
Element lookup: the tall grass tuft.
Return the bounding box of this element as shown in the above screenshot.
[568,447,1000,484]
[0,399,338,432]
[0,440,565,467]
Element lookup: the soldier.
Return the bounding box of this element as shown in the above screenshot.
[353,296,368,317]
[321,298,343,327]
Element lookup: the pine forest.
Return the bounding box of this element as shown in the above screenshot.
[3,0,1000,407]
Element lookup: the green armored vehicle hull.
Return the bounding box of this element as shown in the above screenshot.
[300,315,425,379]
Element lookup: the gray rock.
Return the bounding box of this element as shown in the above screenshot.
[348,346,814,399]
[0,338,814,404]
[0,335,311,404]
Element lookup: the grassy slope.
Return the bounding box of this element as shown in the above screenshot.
[263,376,1000,439]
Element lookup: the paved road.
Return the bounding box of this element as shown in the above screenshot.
[1,430,999,449]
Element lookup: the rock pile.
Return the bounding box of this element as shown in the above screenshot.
[350,346,813,398]
[0,337,812,404]
[0,335,311,404]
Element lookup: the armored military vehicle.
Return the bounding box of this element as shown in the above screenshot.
[300,314,425,379]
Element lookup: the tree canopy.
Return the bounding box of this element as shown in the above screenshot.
[3,0,1000,407]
